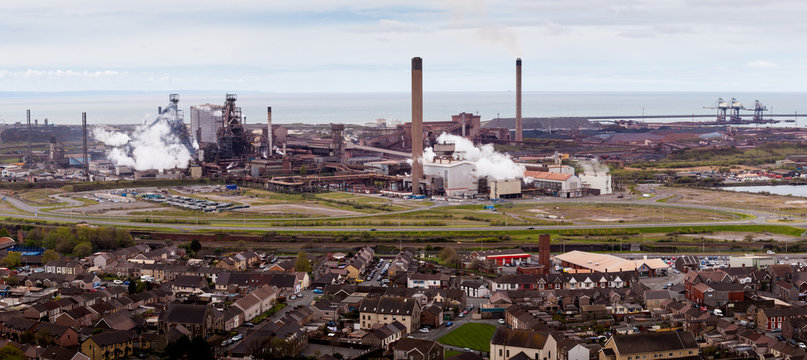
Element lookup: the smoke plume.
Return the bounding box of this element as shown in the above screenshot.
[577,159,610,175]
[424,133,525,180]
[93,111,195,171]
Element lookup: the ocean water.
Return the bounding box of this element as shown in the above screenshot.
[0,91,805,126]
[722,185,807,198]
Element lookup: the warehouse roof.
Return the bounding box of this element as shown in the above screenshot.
[554,251,668,273]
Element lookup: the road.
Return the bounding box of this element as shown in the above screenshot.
[1,187,804,233]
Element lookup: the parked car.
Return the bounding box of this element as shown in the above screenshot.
[418,328,430,333]
[498,319,505,324]
[446,321,453,327]
[231,334,244,342]
[313,289,323,294]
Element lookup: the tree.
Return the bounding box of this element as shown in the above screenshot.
[299,165,307,176]
[41,249,59,264]
[164,335,213,360]
[189,239,202,254]
[295,252,312,273]
[0,228,10,238]
[1,252,21,268]
[0,343,25,360]
[438,247,457,264]
[72,241,93,258]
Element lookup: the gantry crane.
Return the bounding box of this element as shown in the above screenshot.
[729,98,744,121]
[704,97,729,122]
[744,100,767,122]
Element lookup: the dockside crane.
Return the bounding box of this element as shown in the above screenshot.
[729,97,744,121]
[744,100,767,122]
[704,97,729,122]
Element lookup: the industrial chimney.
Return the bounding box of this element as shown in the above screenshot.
[515,58,523,142]
[539,233,550,273]
[411,57,424,195]
[267,106,273,156]
[26,109,32,167]
[82,112,89,181]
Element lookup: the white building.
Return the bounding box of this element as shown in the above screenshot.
[422,159,478,197]
[190,104,223,145]
[729,255,776,269]
[580,172,612,195]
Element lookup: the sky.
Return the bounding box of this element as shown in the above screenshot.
[1,0,806,93]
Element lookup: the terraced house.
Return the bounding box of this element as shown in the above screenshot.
[359,296,421,333]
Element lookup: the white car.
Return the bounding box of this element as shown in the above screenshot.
[113,280,123,285]
[231,334,244,342]
[498,318,505,324]
[418,328,430,333]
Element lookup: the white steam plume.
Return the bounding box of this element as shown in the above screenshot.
[92,127,130,147]
[93,114,193,171]
[577,159,610,175]
[426,133,525,180]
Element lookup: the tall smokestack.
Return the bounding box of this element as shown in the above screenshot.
[515,58,523,142]
[267,107,273,156]
[26,109,32,167]
[539,233,550,273]
[411,57,424,195]
[82,112,89,181]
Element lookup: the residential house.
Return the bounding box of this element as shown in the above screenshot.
[599,331,699,360]
[33,322,80,347]
[643,290,672,311]
[490,327,558,360]
[393,338,444,360]
[45,260,84,275]
[359,296,422,333]
[408,273,449,289]
[461,280,490,298]
[80,330,134,360]
[421,305,443,328]
[363,321,407,350]
[757,307,807,330]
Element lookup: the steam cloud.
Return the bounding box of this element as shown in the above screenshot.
[93,111,195,171]
[577,159,610,174]
[424,133,525,180]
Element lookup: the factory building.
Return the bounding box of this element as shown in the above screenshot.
[422,158,477,197]
[489,178,521,199]
[190,104,223,144]
[580,171,612,195]
[524,171,582,198]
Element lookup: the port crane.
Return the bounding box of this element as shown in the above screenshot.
[704,98,729,122]
[743,100,767,122]
[729,98,744,121]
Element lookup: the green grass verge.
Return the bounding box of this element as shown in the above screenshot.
[438,323,497,352]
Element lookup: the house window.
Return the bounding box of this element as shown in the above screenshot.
[689,351,693,355]
[507,350,510,357]
[669,353,673,357]
[500,349,503,357]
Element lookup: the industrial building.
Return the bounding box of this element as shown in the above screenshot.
[190,104,224,159]
[523,171,582,198]
[554,251,669,276]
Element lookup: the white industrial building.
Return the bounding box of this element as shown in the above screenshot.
[580,171,612,195]
[489,178,521,199]
[422,158,478,197]
[190,104,223,145]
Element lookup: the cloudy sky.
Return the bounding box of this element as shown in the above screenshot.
[1,0,805,92]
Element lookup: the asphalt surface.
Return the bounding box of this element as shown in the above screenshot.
[2,186,804,232]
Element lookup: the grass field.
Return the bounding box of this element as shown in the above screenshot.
[18,188,66,206]
[438,323,497,352]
